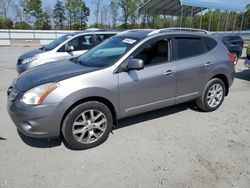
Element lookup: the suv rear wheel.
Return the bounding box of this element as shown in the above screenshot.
[196,78,225,112]
[62,101,113,150]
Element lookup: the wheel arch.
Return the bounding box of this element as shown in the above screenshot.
[60,96,118,132]
[211,74,229,96]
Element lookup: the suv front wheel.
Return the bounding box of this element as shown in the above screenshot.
[62,101,113,150]
[196,78,225,112]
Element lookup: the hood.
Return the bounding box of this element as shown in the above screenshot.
[18,48,45,61]
[15,60,101,91]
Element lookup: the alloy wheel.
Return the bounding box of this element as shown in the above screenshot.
[72,109,107,144]
[206,83,224,108]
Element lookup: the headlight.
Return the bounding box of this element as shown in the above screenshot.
[21,83,59,105]
[21,56,38,64]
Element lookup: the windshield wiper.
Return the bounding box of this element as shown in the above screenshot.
[70,58,90,67]
[40,46,46,50]
[70,57,79,63]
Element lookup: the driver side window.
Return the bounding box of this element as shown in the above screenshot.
[68,35,93,51]
[134,38,170,66]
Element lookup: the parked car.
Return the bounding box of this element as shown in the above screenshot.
[7,29,235,150]
[211,35,243,65]
[222,39,242,65]
[245,59,250,68]
[16,30,118,74]
[246,44,250,59]
[222,35,244,48]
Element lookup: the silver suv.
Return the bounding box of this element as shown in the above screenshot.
[8,29,235,150]
[16,30,118,74]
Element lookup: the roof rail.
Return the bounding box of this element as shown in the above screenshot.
[86,28,102,31]
[147,27,211,36]
[117,29,153,36]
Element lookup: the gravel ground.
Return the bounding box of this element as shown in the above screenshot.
[0,46,250,188]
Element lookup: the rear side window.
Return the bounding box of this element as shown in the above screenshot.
[203,37,217,51]
[223,35,241,41]
[175,38,207,59]
[95,34,115,44]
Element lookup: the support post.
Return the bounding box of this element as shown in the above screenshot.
[208,9,212,31]
[180,5,184,27]
[240,13,245,31]
[199,8,203,29]
[170,15,173,27]
[190,6,193,28]
[137,14,140,29]
[217,10,221,31]
[232,12,237,32]
[224,11,230,31]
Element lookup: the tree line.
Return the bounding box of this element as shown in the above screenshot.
[0,0,249,31]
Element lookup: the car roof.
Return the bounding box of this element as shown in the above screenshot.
[116,29,211,40]
[116,29,154,39]
[66,30,119,37]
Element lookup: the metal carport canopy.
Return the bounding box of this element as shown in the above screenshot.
[138,0,246,16]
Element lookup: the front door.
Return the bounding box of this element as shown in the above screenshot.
[118,37,177,118]
[55,34,94,60]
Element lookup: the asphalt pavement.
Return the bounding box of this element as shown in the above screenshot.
[0,46,250,188]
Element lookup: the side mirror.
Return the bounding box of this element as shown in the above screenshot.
[127,59,144,71]
[66,44,74,52]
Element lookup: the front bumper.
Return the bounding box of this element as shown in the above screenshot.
[7,95,62,138]
[244,59,250,69]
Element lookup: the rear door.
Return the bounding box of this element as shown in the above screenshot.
[173,36,215,103]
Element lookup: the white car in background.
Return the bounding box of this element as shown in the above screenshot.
[16,30,118,74]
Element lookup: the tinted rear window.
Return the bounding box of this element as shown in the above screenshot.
[175,38,207,59]
[223,35,242,41]
[203,37,217,51]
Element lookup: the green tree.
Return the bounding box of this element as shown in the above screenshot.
[238,4,250,30]
[110,0,119,28]
[65,0,89,30]
[0,17,13,29]
[14,21,32,29]
[24,0,43,20]
[41,12,51,30]
[118,0,138,29]
[16,0,31,25]
[23,0,43,29]
[23,0,51,30]
[53,0,66,29]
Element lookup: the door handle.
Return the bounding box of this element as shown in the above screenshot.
[164,70,174,76]
[204,62,213,68]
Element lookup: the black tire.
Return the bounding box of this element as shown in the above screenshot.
[62,101,113,150]
[196,78,225,112]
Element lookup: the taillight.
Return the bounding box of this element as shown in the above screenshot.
[228,53,236,65]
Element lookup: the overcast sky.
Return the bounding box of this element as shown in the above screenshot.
[29,0,250,25]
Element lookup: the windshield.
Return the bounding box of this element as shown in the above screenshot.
[78,36,138,67]
[45,34,73,51]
